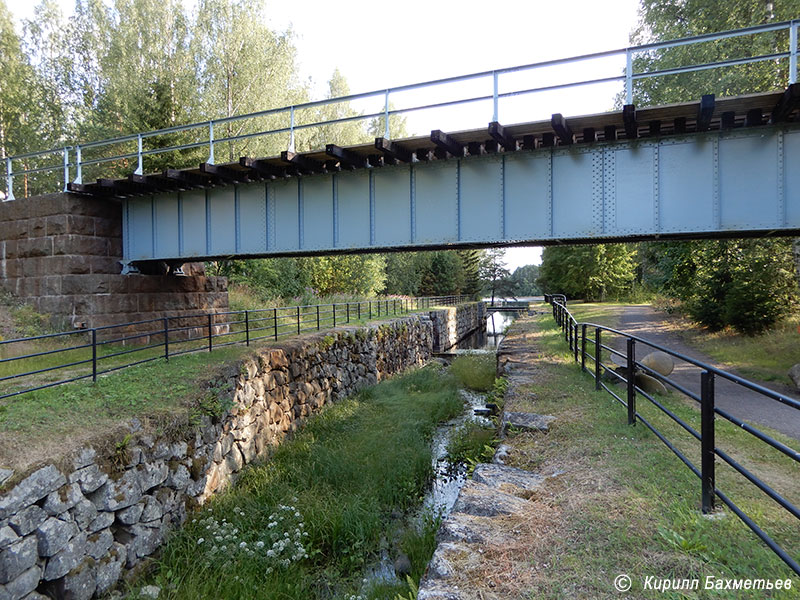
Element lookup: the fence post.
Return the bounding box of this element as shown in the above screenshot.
[377,301,380,317]
[91,329,97,382]
[163,317,169,361]
[568,317,573,350]
[626,338,636,425]
[316,305,320,330]
[595,328,602,390]
[346,302,350,323]
[296,307,301,334]
[358,302,362,320]
[207,313,213,352]
[574,324,579,362]
[274,308,279,340]
[333,304,336,327]
[245,310,250,346]
[369,301,372,319]
[581,324,587,371]
[701,370,716,513]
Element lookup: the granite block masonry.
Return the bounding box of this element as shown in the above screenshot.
[0,193,228,331]
[0,303,483,599]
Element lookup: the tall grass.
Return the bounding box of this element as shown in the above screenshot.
[136,365,464,600]
[449,353,496,391]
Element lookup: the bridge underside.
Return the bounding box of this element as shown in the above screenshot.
[68,90,800,266]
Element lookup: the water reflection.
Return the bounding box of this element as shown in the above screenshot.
[456,310,516,350]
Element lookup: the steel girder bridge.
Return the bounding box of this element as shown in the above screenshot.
[4,21,799,271]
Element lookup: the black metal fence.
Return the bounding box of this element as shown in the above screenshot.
[0,295,469,402]
[543,294,800,576]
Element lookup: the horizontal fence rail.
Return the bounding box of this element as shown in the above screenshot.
[542,294,800,576]
[0,295,469,402]
[2,20,798,200]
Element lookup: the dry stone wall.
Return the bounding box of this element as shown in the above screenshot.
[0,304,482,600]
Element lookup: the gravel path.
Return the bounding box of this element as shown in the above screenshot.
[615,305,800,441]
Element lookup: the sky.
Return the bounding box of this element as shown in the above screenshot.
[8,0,642,270]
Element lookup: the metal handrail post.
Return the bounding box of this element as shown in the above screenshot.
[163,317,169,361]
[62,148,70,192]
[595,328,602,390]
[74,146,82,184]
[274,308,278,340]
[245,311,250,346]
[288,106,296,152]
[91,329,97,382]
[207,313,213,351]
[316,305,320,330]
[346,302,350,323]
[701,371,716,513]
[574,323,579,362]
[384,89,391,139]
[568,317,573,349]
[5,157,13,201]
[135,134,143,175]
[626,48,634,103]
[333,303,336,327]
[208,121,215,165]
[296,306,301,334]
[492,71,499,122]
[626,338,636,425]
[581,324,587,371]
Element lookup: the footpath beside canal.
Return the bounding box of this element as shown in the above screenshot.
[418,313,558,600]
[418,311,800,599]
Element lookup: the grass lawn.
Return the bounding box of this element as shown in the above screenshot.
[0,299,467,474]
[554,300,800,385]
[128,365,465,600]
[0,346,252,477]
[497,313,799,598]
[675,313,800,384]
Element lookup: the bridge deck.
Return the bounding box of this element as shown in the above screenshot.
[67,89,796,198]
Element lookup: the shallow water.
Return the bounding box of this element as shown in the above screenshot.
[360,311,515,592]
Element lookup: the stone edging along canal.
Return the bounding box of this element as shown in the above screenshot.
[0,304,484,600]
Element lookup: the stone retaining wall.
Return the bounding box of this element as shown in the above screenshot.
[429,302,486,351]
[0,193,228,331]
[0,305,479,599]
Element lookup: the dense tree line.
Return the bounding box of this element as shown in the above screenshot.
[538,0,800,334]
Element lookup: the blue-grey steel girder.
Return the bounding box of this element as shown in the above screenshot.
[123,124,800,266]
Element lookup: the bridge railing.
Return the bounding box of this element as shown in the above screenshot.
[0,294,470,402]
[3,20,798,200]
[542,294,800,576]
